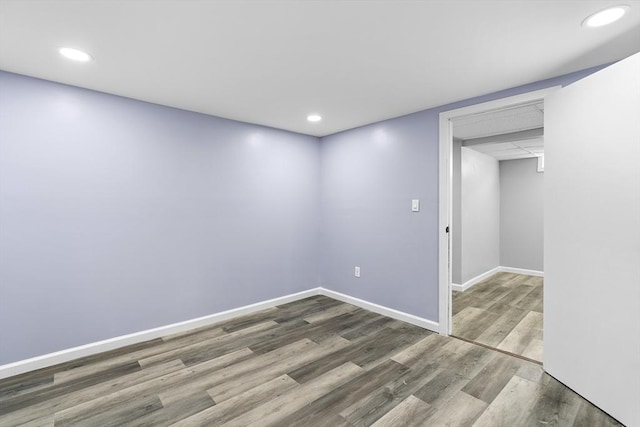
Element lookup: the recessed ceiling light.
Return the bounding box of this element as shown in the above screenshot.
[307,114,322,122]
[59,47,93,62]
[582,5,629,27]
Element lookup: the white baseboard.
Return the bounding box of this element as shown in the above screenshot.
[0,288,321,380]
[318,288,439,333]
[454,266,544,292]
[454,266,502,292]
[499,266,544,277]
[0,286,441,380]
[451,283,464,292]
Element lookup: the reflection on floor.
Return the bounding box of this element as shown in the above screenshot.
[452,272,543,363]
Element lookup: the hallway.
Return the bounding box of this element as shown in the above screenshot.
[452,273,543,363]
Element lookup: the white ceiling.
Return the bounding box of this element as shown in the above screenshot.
[468,138,544,161]
[1,1,639,137]
[453,102,544,140]
[454,101,545,161]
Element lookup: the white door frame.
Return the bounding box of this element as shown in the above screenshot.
[437,87,560,336]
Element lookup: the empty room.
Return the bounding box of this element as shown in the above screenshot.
[0,1,639,426]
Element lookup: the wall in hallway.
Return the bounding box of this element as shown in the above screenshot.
[452,139,463,285]
[500,157,544,271]
[460,147,501,283]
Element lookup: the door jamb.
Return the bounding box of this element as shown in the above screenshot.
[437,87,560,336]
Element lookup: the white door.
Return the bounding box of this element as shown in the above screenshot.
[544,52,640,427]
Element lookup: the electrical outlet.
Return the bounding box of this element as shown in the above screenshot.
[354,266,361,278]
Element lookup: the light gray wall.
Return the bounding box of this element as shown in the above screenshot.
[0,71,321,365]
[500,157,544,271]
[0,65,606,364]
[451,139,462,284]
[318,66,605,322]
[320,112,438,319]
[460,148,501,282]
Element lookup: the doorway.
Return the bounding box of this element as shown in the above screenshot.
[438,54,639,426]
[437,87,558,364]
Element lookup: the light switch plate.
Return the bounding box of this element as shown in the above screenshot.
[411,199,420,212]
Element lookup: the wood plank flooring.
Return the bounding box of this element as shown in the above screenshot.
[0,294,621,426]
[453,272,544,363]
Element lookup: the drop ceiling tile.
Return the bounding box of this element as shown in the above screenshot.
[471,142,516,152]
[496,153,538,160]
[453,102,544,139]
[487,148,529,157]
[514,137,544,148]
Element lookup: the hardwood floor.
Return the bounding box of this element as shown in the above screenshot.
[453,272,544,363]
[0,295,621,426]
